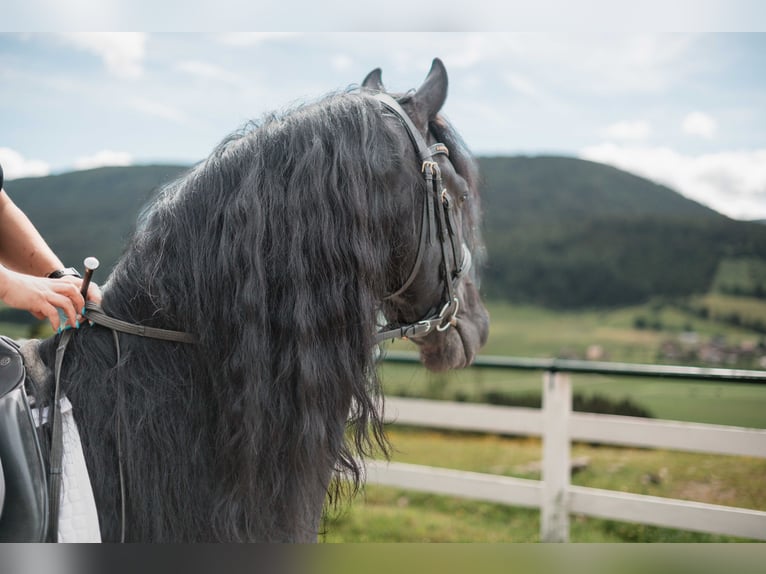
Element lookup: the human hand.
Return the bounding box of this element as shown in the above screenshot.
[60,274,103,306]
[0,268,94,331]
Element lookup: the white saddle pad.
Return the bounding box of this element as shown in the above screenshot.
[32,397,102,542]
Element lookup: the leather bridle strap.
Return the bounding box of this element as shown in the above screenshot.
[46,329,71,542]
[375,93,450,303]
[83,302,197,344]
[373,93,444,163]
[46,302,195,542]
[371,92,472,344]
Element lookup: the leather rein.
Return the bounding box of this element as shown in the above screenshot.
[372,93,472,344]
[48,303,195,542]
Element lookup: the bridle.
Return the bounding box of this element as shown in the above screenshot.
[372,93,472,344]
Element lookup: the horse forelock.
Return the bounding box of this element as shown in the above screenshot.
[62,91,421,541]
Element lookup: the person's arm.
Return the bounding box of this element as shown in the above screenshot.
[0,188,65,276]
[0,188,101,330]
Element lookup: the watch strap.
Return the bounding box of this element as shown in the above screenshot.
[47,267,82,279]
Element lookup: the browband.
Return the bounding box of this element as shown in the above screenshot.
[373,93,449,163]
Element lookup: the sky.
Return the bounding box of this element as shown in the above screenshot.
[1,31,765,220]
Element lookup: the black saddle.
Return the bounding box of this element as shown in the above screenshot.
[0,335,48,542]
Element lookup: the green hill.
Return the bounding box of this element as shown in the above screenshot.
[479,156,766,307]
[480,155,721,223]
[4,157,766,311]
[7,164,189,278]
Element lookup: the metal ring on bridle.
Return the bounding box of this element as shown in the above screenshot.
[436,297,460,332]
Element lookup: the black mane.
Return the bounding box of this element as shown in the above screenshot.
[37,89,480,542]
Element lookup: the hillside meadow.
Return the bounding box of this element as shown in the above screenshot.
[325,299,766,543]
[380,299,766,428]
[321,428,766,543]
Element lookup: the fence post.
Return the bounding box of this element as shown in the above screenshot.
[541,370,571,542]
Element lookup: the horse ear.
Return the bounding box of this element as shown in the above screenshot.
[362,68,385,91]
[411,58,448,125]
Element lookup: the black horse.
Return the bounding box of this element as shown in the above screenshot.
[25,58,489,542]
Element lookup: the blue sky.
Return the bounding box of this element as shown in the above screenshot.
[1,32,765,219]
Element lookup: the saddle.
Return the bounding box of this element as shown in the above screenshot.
[0,335,48,542]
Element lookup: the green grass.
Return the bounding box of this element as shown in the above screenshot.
[712,257,766,296]
[323,485,541,542]
[379,300,766,428]
[476,299,764,359]
[380,363,766,428]
[387,299,765,365]
[349,299,766,542]
[693,293,766,325]
[322,427,766,543]
[0,321,32,340]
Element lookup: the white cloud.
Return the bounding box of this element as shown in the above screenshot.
[130,98,188,124]
[579,143,766,220]
[682,111,718,139]
[73,150,133,171]
[176,60,242,85]
[481,33,698,95]
[331,54,354,72]
[504,73,543,99]
[58,33,146,78]
[0,147,50,180]
[601,120,652,141]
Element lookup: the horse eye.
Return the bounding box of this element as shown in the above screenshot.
[460,193,469,203]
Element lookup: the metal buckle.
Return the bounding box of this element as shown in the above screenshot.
[421,160,439,176]
[403,320,433,341]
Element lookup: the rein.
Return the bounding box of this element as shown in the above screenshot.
[372,93,471,344]
[83,302,197,344]
[47,302,195,542]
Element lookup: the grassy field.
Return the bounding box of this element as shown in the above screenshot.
[693,292,766,325]
[0,321,32,340]
[331,299,766,542]
[322,427,766,543]
[3,297,765,542]
[457,299,764,361]
[379,300,766,428]
[711,257,766,296]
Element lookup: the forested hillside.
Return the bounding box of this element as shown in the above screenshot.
[479,156,766,307]
[8,164,188,278]
[6,157,766,310]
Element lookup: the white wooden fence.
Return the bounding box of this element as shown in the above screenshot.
[367,359,766,542]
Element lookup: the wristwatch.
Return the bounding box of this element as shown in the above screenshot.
[47,267,82,279]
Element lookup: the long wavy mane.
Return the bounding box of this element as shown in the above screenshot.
[35,88,480,542]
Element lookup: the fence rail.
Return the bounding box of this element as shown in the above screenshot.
[383,350,766,382]
[370,352,766,542]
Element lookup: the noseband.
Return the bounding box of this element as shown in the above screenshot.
[373,93,472,344]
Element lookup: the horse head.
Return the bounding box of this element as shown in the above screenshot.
[363,59,490,372]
